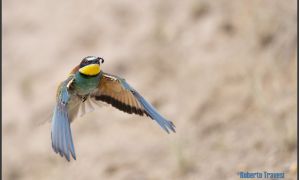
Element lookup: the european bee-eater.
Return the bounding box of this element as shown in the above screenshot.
[51,56,175,161]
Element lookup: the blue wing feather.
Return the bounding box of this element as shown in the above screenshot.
[51,80,76,161]
[60,110,70,161]
[120,79,176,133]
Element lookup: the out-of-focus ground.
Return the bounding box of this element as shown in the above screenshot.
[3,0,297,179]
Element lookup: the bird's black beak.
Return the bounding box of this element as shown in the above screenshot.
[98,57,104,64]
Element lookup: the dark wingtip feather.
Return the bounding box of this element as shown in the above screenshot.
[66,157,70,162]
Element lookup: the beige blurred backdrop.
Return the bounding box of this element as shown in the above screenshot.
[3,0,297,180]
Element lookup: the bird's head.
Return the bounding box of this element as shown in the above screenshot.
[79,56,104,76]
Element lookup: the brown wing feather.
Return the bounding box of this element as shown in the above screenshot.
[92,74,145,116]
[69,65,80,75]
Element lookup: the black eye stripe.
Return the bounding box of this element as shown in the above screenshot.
[80,60,99,67]
[80,56,104,67]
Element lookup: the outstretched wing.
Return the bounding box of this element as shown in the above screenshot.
[51,76,76,161]
[91,73,175,133]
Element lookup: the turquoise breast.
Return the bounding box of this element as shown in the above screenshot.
[74,72,101,96]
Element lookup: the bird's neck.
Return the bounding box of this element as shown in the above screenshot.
[74,71,102,95]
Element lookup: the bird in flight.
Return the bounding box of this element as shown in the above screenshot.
[51,56,176,161]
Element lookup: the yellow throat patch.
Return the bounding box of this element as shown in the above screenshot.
[79,64,100,76]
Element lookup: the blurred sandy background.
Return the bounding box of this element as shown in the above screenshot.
[3,0,297,179]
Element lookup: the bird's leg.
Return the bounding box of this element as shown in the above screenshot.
[82,96,88,102]
[77,95,88,102]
